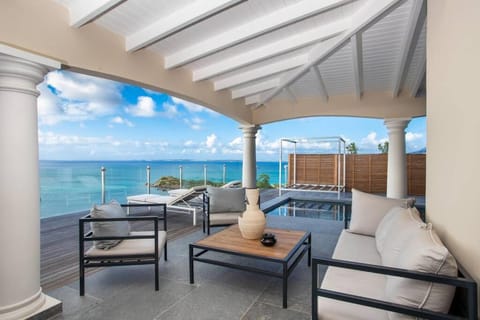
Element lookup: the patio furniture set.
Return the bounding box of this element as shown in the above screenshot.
[79,187,478,319]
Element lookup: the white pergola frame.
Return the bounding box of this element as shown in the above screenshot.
[278,137,346,198]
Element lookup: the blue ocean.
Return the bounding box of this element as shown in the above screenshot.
[40,160,281,218]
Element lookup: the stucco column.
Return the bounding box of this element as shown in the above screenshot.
[0,47,61,319]
[384,118,410,199]
[240,125,261,188]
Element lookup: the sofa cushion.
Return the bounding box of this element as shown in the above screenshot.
[207,186,245,213]
[90,201,130,250]
[318,230,387,320]
[385,225,458,320]
[376,206,424,263]
[348,189,413,236]
[333,230,381,265]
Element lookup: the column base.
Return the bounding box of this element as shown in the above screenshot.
[0,292,62,320]
[26,295,62,320]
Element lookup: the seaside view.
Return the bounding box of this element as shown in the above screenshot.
[40,160,281,218]
[37,71,426,218]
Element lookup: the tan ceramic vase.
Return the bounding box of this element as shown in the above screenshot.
[238,188,266,239]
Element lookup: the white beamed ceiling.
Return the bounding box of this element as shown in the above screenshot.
[52,0,426,123]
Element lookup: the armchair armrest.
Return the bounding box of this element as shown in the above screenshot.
[312,257,478,320]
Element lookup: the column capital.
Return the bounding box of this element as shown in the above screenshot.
[239,124,261,138]
[384,118,411,132]
[0,45,59,96]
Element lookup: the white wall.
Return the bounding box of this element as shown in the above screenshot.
[427,0,480,314]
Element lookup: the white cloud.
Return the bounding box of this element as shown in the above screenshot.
[406,132,423,142]
[38,71,122,125]
[161,102,180,118]
[359,132,388,152]
[184,140,195,147]
[206,134,217,148]
[171,96,217,114]
[229,137,242,146]
[110,116,134,127]
[125,96,157,117]
[184,117,203,130]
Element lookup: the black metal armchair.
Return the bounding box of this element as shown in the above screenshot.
[79,203,167,296]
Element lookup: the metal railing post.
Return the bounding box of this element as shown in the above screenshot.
[203,164,207,185]
[223,164,226,184]
[179,165,183,189]
[146,165,151,194]
[101,166,106,204]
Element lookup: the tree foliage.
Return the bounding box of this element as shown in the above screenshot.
[346,142,358,154]
[378,141,389,154]
[257,173,272,189]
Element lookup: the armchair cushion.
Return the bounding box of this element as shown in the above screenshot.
[90,200,131,249]
[207,186,245,213]
[348,189,413,236]
[85,231,167,257]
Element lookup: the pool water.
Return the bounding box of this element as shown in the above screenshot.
[266,200,351,221]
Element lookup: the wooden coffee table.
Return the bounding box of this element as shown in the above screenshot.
[189,225,311,308]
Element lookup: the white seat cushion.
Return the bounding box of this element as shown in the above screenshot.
[85,231,167,257]
[318,231,387,320]
[208,212,242,226]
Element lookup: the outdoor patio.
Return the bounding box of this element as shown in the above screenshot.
[41,190,426,319]
[47,215,342,320]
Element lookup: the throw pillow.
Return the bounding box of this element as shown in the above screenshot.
[385,225,457,320]
[377,207,425,266]
[207,186,246,213]
[348,189,413,236]
[90,200,130,249]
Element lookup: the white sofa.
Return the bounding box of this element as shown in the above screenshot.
[312,189,477,320]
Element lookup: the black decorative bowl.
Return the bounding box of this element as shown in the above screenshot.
[260,233,277,247]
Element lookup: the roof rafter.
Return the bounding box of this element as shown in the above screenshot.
[165,0,352,69]
[231,78,280,99]
[351,33,363,98]
[392,0,426,96]
[255,0,403,108]
[193,19,349,81]
[214,54,307,91]
[126,0,244,52]
[311,66,329,102]
[410,48,425,97]
[69,0,125,28]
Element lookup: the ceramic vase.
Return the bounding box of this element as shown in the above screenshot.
[238,188,266,239]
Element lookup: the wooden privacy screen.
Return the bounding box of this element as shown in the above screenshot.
[287,154,426,196]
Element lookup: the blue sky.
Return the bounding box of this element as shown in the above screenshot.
[37,70,426,161]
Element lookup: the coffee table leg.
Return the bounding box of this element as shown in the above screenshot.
[189,244,194,284]
[282,262,288,308]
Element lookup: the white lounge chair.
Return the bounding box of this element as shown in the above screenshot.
[127,186,206,226]
[167,180,242,197]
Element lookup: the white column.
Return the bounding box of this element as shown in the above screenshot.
[0,47,61,319]
[384,118,411,199]
[240,125,261,188]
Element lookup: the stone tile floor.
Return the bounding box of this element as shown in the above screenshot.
[47,215,343,320]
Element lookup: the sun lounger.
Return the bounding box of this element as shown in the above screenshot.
[167,180,242,197]
[127,186,206,226]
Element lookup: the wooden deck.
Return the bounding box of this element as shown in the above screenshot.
[40,190,279,291]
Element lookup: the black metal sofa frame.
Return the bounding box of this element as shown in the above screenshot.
[79,203,167,296]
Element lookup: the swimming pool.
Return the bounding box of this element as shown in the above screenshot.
[266,199,351,221]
